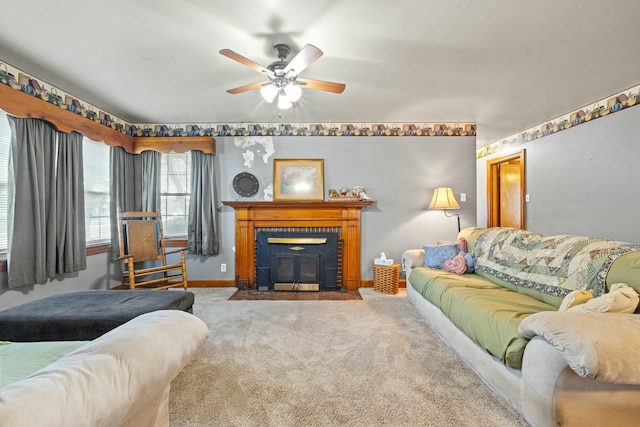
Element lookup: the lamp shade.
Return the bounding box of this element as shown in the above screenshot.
[277,93,293,109]
[260,83,278,103]
[429,187,460,210]
[284,83,302,102]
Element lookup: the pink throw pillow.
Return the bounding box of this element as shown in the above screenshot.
[457,238,468,253]
[443,254,467,275]
[437,238,468,253]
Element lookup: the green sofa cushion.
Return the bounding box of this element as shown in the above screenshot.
[475,269,564,308]
[457,227,486,253]
[410,267,503,308]
[607,251,640,292]
[606,251,640,313]
[0,340,87,387]
[409,267,556,369]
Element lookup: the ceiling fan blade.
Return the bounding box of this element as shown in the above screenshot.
[226,82,265,94]
[219,49,275,79]
[283,44,323,78]
[297,78,346,94]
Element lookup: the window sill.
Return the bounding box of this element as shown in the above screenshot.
[0,241,189,273]
[87,244,110,256]
[0,245,104,272]
[165,239,188,248]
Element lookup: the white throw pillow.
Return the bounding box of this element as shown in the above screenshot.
[519,311,640,384]
[567,283,639,314]
[559,289,594,311]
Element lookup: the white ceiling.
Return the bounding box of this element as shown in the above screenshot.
[0,0,639,146]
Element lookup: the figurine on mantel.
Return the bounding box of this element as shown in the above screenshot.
[263,183,273,201]
[339,187,352,197]
[328,186,373,201]
[353,186,372,200]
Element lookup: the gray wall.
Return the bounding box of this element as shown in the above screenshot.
[0,135,476,308]
[215,135,477,281]
[477,105,640,243]
[0,252,117,310]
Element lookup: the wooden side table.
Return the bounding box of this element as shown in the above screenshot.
[373,263,400,294]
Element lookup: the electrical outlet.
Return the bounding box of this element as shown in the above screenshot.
[221,263,227,272]
[460,193,466,202]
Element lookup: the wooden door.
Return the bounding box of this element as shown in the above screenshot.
[499,164,522,227]
[487,150,526,229]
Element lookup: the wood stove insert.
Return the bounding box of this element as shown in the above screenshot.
[222,200,373,291]
[256,231,338,291]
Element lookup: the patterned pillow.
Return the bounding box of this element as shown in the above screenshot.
[423,243,459,268]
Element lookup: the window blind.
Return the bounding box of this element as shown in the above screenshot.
[0,110,10,254]
[161,152,191,238]
[83,136,111,245]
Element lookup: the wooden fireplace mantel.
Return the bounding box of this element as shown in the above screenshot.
[222,200,374,291]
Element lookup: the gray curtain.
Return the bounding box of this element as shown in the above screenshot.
[188,150,218,255]
[6,116,86,289]
[109,147,160,259]
[140,150,161,211]
[55,131,86,273]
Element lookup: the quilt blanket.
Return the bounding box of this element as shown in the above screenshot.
[473,228,640,298]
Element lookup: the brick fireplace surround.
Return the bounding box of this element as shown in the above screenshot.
[223,201,373,291]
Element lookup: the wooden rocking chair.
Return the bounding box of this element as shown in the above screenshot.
[118,210,188,290]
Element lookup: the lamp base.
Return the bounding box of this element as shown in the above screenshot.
[444,210,461,233]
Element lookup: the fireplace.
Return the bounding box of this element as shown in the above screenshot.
[222,201,373,291]
[256,231,339,291]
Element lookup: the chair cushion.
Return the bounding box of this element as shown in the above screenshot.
[0,290,195,342]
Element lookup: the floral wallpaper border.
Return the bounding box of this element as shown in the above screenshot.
[476,83,640,159]
[2,60,637,147]
[0,61,475,138]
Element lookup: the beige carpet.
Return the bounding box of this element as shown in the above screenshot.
[169,288,527,427]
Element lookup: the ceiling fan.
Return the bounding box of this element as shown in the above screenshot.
[219,43,346,109]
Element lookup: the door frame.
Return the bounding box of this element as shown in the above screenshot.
[486,149,526,228]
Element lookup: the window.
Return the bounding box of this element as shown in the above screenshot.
[83,136,111,245]
[0,118,191,253]
[0,112,110,254]
[161,152,191,238]
[0,110,10,255]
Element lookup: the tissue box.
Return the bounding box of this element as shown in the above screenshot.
[374,257,394,266]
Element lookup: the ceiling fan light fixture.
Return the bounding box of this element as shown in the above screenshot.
[277,92,293,109]
[260,83,278,103]
[284,83,302,102]
[221,44,345,108]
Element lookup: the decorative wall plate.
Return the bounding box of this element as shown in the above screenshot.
[233,172,259,198]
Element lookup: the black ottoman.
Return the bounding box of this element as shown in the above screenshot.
[0,290,195,342]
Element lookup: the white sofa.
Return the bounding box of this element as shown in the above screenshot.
[403,227,640,427]
[0,309,208,427]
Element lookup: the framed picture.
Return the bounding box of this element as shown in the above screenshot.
[273,158,324,201]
